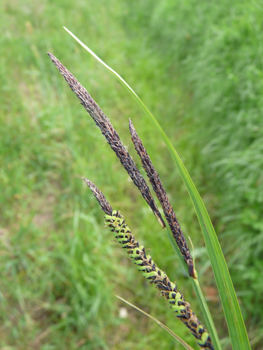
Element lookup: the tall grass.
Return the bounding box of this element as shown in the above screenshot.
[1,0,203,349]
[1,0,262,348]
[123,0,263,346]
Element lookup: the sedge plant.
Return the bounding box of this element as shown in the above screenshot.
[47,28,252,350]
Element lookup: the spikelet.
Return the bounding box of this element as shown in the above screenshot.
[48,53,165,229]
[129,119,196,278]
[83,178,112,215]
[84,178,213,350]
[105,210,214,350]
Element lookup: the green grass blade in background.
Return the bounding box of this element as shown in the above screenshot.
[64,28,251,350]
[116,296,195,350]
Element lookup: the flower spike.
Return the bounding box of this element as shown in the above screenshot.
[48,52,165,229]
[129,119,196,278]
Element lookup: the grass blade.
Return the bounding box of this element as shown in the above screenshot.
[64,27,251,350]
[116,295,195,350]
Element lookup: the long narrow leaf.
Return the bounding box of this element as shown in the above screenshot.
[116,295,195,350]
[64,27,251,350]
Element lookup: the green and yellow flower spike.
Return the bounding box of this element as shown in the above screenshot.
[84,178,214,350]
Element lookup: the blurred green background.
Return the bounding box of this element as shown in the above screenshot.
[1,0,263,349]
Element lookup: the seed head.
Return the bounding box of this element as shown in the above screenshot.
[48,52,165,228]
[129,119,196,278]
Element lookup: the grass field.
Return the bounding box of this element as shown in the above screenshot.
[1,0,262,349]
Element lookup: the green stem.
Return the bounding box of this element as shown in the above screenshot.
[192,279,222,350]
[165,228,222,350]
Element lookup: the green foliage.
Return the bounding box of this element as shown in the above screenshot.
[0,0,199,349]
[1,0,262,349]
[151,0,263,329]
[124,0,263,345]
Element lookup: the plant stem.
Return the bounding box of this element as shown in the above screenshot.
[192,279,222,350]
[165,228,222,350]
